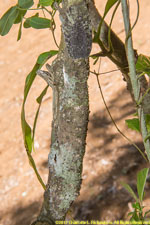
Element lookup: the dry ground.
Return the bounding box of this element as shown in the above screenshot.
[0,0,150,224]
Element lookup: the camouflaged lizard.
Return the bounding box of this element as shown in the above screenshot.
[54,0,92,59]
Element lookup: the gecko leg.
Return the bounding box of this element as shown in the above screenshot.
[37,64,59,122]
[37,64,55,88]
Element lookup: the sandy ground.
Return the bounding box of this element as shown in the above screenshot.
[0,0,150,224]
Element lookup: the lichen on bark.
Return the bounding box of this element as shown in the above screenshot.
[31,1,90,224]
[45,54,89,222]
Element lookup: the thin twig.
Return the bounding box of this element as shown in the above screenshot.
[90,68,120,76]
[42,6,59,48]
[108,0,121,51]
[92,60,148,162]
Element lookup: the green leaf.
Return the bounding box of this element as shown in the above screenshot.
[144,132,150,142]
[132,202,143,211]
[17,17,23,41]
[137,168,149,202]
[93,57,99,65]
[21,50,58,153]
[30,17,51,29]
[21,50,57,188]
[37,50,58,64]
[128,212,134,217]
[93,0,119,45]
[39,0,53,6]
[121,181,138,202]
[104,0,119,17]
[125,118,140,132]
[21,113,32,153]
[144,209,150,218]
[32,51,58,145]
[23,19,31,28]
[14,9,27,24]
[36,86,49,104]
[0,6,19,36]
[23,13,39,28]
[130,211,140,221]
[136,54,150,76]
[18,0,34,9]
[25,17,51,29]
[32,85,49,150]
[21,64,40,154]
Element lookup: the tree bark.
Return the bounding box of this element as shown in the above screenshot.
[32,52,89,225]
[31,1,90,224]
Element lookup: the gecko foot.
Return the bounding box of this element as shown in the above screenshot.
[37,64,55,88]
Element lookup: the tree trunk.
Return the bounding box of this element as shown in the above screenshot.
[31,1,90,224]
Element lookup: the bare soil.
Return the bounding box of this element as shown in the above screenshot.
[1,1,150,224]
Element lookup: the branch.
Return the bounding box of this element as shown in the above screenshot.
[121,0,150,161]
[88,0,150,113]
[88,0,128,73]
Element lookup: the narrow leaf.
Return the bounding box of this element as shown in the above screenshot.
[93,0,119,45]
[36,85,49,104]
[14,9,27,24]
[121,181,138,202]
[18,0,34,9]
[23,19,31,28]
[128,212,134,216]
[21,113,32,153]
[21,63,40,154]
[37,50,58,64]
[137,168,149,202]
[0,6,19,36]
[125,118,140,132]
[93,57,99,65]
[21,50,57,189]
[23,64,40,101]
[32,51,58,146]
[26,150,46,190]
[104,0,119,17]
[22,50,58,153]
[32,85,49,148]
[39,0,53,6]
[23,13,39,28]
[144,132,150,142]
[132,202,142,210]
[144,209,150,218]
[17,17,23,41]
[130,211,140,221]
[136,54,150,76]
